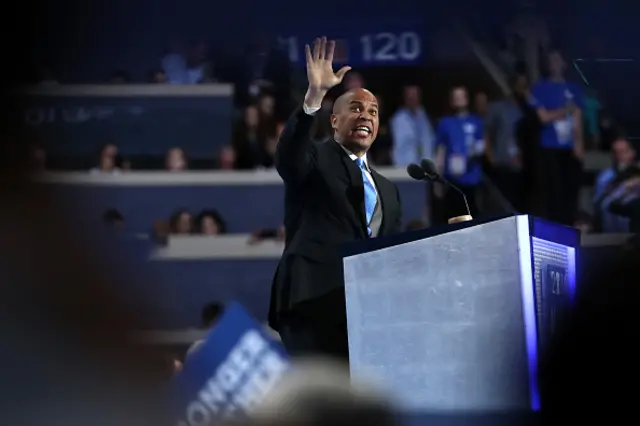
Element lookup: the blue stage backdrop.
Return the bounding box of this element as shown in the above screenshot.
[275,20,426,67]
[16,85,234,158]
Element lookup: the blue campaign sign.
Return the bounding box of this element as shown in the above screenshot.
[16,85,235,159]
[274,20,426,67]
[170,302,289,425]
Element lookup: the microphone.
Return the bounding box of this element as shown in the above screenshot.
[418,159,472,221]
[406,163,427,181]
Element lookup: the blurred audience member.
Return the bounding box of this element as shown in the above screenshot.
[169,209,193,235]
[103,209,125,230]
[232,105,269,169]
[435,86,484,220]
[152,219,170,242]
[237,33,292,112]
[510,73,540,214]
[607,175,640,233]
[530,50,584,225]
[148,68,167,83]
[165,147,188,171]
[171,357,183,374]
[258,92,276,122]
[474,91,489,118]
[108,70,128,84]
[36,67,59,86]
[249,226,285,244]
[343,71,364,90]
[90,143,121,175]
[186,41,216,83]
[218,146,237,170]
[485,76,525,211]
[593,134,638,232]
[202,301,225,328]
[120,157,132,171]
[573,211,593,234]
[162,39,189,84]
[248,359,395,426]
[187,301,225,356]
[196,209,227,235]
[390,84,435,166]
[30,144,47,171]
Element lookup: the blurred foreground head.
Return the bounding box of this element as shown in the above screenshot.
[0,133,166,423]
[230,358,396,426]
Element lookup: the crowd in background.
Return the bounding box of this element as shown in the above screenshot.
[28,3,640,238]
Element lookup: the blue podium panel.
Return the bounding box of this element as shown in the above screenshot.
[343,216,533,412]
[44,170,428,234]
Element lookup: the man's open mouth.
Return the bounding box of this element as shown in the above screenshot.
[353,125,371,137]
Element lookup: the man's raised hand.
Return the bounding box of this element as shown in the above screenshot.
[305,37,351,91]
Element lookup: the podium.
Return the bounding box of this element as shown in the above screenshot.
[342,215,579,412]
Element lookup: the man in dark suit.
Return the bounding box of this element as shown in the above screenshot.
[268,37,403,360]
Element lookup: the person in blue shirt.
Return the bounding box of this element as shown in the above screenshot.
[435,86,485,221]
[390,85,436,166]
[529,50,585,225]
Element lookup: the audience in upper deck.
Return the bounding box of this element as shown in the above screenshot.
[31,15,638,238]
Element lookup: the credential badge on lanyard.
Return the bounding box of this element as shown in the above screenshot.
[463,122,475,152]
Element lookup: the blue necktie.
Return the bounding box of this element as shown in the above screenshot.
[355,158,377,236]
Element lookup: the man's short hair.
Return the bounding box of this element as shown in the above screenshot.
[202,301,224,328]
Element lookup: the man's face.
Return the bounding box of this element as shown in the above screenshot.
[613,139,636,166]
[331,89,379,154]
[451,87,468,109]
[404,86,421,109]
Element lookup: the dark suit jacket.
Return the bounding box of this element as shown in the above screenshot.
[268,107,403,330]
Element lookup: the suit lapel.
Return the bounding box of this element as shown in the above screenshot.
[331,142,368,236]
[370,168,389,235]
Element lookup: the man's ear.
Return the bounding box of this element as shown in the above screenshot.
[330,114,338,131]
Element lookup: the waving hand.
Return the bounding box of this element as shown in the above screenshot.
[305,37,352,91]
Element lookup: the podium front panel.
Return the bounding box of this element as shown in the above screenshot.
[343,216,531,411]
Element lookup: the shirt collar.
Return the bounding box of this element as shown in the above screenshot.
[337,141,369,170]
